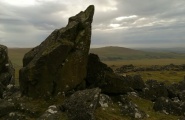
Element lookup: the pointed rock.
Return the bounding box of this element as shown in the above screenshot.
[19,5,95,98]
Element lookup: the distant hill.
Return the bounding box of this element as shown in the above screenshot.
[8,46,185,66]
[90,46,185,61]
[90,46,143,55]
[90,46,144,60]
[138,47,185,54]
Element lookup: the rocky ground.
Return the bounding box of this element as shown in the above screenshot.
[0,5,185,120]
[115,64,185,74]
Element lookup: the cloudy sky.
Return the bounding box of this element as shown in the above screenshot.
[0,0,185,48]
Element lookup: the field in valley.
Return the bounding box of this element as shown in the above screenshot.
[91,46,185,84]
[104,59,185,84]
[8,48,31,85]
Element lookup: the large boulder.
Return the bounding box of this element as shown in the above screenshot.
[99,74,145,94]
[86,53,145,94]
[0,45,15,98]
[86,53,113,86]
[19,5,95,98]
[61,88,101,120]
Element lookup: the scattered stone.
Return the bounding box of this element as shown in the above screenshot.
[19,5,95,98]
[140,80,168,101]
[167,80,185,99]
[179,90,185,101]
[38,105,63,120]
[115,64,185,73]
[119,95,146,119]
[99,94,113,108]
[4,112,28,120]
[61,88,101,120]
[0,99,15,117]
[115,64,134,73]
[128,92,138,97]
[153,97,185,116]
[3,85,20,100]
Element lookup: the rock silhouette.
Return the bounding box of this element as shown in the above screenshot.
[0,45,15,98]
[86,53,145,94]
[19,5,94,98]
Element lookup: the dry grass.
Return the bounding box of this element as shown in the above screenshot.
[8,48,31,66]
[104,59,185,67]
[129,95,180,120]
[95,104,131,120]
[127,71,185,84]
[95,95,181,120]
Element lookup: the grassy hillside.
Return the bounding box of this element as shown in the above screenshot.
[90,46,145,60]
[8,48,31,67]
[8,48,31,85]
[138,47,185,54]
[90,46,185,61]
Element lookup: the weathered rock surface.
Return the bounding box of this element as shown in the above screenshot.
[19,5,95,98]
[153,97,185,116]
[61,88,101,120]
[140,80,168,101]
[167,80,185,99]
[99,94,113,108]
[0,45,15,98]
[179,90,185,101]
[86,53,113,86]
[119,95,146,119]
[86,53,145,94]
[3,85,20,100]
[38,105,65,120]
[0,100,15,117]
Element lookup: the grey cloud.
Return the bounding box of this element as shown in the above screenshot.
[14,4,67,29]
[116,0,177,16]
[90,0,185,48]
[0,1,69,47]
[0,0,185,48]
[0,1,67,29]
[91,20,185,48]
